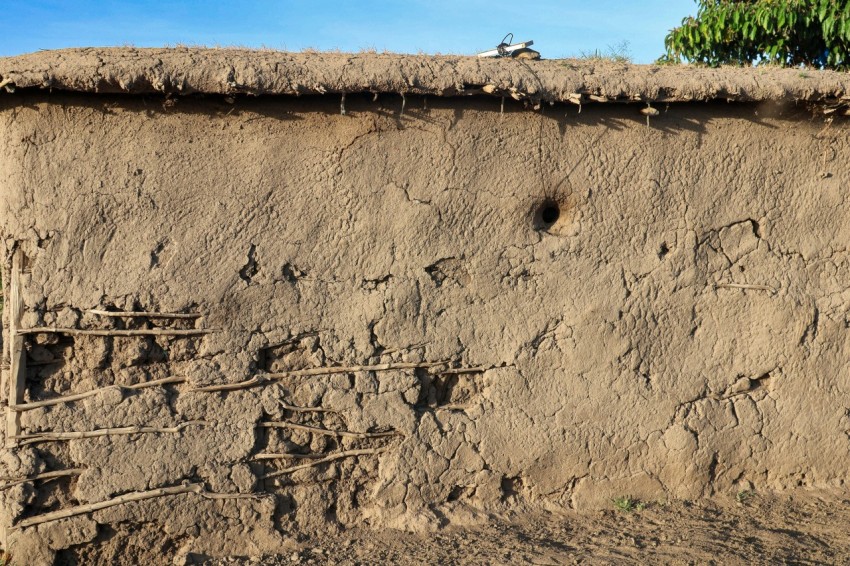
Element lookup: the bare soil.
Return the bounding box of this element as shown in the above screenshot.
[54,491,850,565]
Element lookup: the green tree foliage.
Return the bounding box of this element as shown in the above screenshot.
[663,0,850,69]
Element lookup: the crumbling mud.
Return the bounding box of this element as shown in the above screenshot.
[1,49,850,563]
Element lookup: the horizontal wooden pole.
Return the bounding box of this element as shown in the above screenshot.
[88,309,201,319]
[194,361,449,392]
[18,327,213,337]
[11,376,186,411]
[13,483,258,529]
[263,448,385,479]
[260,421,399,439]
[0,468,84,491]
[12,420,205,445]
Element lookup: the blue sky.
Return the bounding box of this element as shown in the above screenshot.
[0,1,697,63]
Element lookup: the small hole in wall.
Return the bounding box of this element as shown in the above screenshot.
[534,199,561,230]
[541,205,560,224]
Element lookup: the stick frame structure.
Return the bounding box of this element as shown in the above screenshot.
[6,249,26,449]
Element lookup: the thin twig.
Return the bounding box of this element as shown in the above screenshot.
[262,448,386,479]
[193,376,266,392]
[12,483,257,529]
[440,367,488,374]
[259,421,400,439]
[11,376,187,411]
[12,421,205,445]
[0,468,84,491]
[715,283,776,293]
[18,328,213,337]
[279,401,335,413]
[193,361,448,393]
[200,491,260,501]
[431,403,471,411]
[265,361,447,378]
[193,381,333,412]
[376,342,429,356]
[88,309,201,319]
[252,453,325,461]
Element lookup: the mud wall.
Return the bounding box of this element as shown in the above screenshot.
[1,91,849,560]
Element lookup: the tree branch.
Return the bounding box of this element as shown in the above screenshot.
[0,468,84,491]
[12,483,259,529]
[11,376,187,411]
[18,328,213,337]
[259,421,399,439]
[12,421,205,445]
[193,361,448,392]
[88,309,201,319]
[262,448,386,479]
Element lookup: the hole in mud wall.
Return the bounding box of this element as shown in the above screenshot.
[534,199,561,230]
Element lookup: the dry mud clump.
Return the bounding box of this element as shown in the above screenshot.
[1,49,850,563]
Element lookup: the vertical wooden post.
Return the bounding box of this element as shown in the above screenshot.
[6,249,25,448]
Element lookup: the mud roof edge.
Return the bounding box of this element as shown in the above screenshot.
[1,47,849,104]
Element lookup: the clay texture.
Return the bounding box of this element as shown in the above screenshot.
[1,49,849,563]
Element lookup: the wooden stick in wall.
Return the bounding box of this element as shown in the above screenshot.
[87,309,201,319]
[10,375,187,411]
[262,448,386,479]
[18,328,213,337]
[193,361,448,392]
[11,483,259,530]
[259,421,400,439]
[6,249,25,449]
[11,420,205,445]
[0,468,84,491]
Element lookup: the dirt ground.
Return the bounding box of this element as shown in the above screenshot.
[207,494,849,565]
[172,491,850,564]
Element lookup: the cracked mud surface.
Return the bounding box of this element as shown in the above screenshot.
[2,77,850,562]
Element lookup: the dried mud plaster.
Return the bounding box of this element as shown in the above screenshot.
[1,48,850,563]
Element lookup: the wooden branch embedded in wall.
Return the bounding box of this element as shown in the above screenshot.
[87,309,201,319]
[262,448,387,479]
[0,468,84,491]
[11,375,187,411]
[18,328,213,337]
[12,420,205,445]
[260,421,400,439]
[193,361,449,392]
[11,482,260,530]
[6,249,25,449]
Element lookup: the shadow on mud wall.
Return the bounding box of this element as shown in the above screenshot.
[1,90,829,142]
